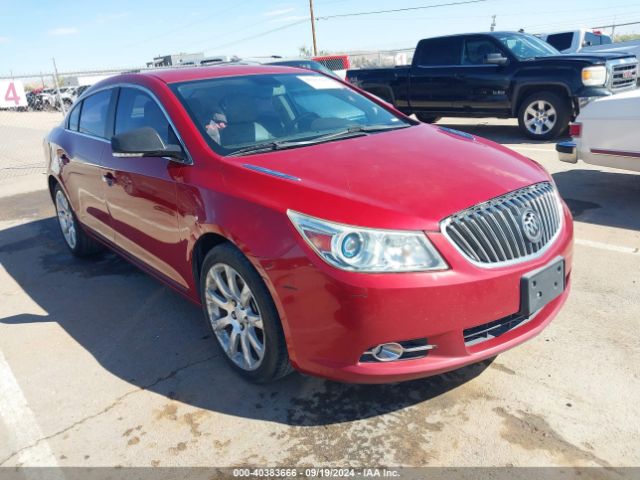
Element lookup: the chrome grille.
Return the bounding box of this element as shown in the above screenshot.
[442,182,562,267]
[609,59,638,92]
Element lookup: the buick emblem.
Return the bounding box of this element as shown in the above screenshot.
[521,209,542,243]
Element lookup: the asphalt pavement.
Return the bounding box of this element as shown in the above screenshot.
[0,116,638,469]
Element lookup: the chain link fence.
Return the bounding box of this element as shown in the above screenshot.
[0,67,157,182]
[342,48,415,68]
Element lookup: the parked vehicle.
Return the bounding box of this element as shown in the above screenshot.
[38,89,58,110]
[539,29,640,61]
[44,65,573,383]
[26,90,46,111]
[346,32,638,139]
[312,54,351,79]
[538,29,613,53]
[264,58,340,78]
[557,88,640,172]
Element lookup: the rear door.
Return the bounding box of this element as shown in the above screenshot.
[58,89,116,242]
[409,36,464,112]
[102,86,189,289]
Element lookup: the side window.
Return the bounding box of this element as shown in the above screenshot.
[67,103,81,131]
[583,32,597,47]
[115,88,177,145]
[462,39,502,65]
[546,33,573,51]
[78,90,112,138]
[416,37,463,66]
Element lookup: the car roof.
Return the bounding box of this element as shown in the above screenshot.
[418,31,526,41]
[134,64,308,84]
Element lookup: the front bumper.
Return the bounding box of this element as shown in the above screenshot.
[260,204,574,383]
[557,141,578,164]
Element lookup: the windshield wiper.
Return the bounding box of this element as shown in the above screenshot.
[280,123,412,145]
[227,123,411,157]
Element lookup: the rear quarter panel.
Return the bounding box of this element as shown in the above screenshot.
[578,93,640,171]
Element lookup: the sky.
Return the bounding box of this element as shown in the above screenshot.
[1,0,640,76]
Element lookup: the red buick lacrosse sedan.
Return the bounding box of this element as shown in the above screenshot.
[44,66,573,383]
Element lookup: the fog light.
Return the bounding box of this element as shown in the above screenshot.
[371,342,404,362]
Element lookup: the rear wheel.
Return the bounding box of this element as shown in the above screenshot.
[517,91,570,140]
[54,184,102,257]
[416,113,441,124]
[199,243,292,383]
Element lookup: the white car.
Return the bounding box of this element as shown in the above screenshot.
[557,89,640,172]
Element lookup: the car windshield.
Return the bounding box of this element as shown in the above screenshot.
[494,33,560,60]
[170,73,410,155]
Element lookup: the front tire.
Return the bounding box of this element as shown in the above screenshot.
[54,184,102,257]
[517,91,570,140]
[416,113,441,124]
[199,243,292,383]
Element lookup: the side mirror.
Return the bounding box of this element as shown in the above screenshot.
[111,127,185,161]
[485,53,508,66]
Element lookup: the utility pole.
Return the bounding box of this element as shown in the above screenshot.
[52,57,66,116]
[490,15,496,32]
[309,0,318,57]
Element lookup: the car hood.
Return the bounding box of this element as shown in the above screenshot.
[228,125,551,231]
[533,52,635,63]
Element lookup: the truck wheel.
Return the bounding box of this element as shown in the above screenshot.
[517,92,570,140]
[416,114,441,124]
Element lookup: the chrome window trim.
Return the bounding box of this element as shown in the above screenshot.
[242,164,301,181]
[65,82,194,166]
[440,183,565,269]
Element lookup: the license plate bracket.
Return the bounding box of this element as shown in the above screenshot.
[520,256,565,317]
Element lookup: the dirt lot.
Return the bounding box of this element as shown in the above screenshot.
[0,113,638,470]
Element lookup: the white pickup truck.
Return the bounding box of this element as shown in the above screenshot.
[538,29,640,61]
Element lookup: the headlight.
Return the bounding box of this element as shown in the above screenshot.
[582,66,607,87]
[287,210,448,272]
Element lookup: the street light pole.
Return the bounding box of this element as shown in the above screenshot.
[309,0,318,57]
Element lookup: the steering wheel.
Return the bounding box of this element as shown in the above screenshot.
[292,112,320,132]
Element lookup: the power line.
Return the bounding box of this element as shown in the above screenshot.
[593,20,640,28]
[315,0,491,20]
[122,0,251,49]
[519,11,640,31]
[201,19,308,52]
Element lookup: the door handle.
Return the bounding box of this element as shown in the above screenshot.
[102,173,116,186]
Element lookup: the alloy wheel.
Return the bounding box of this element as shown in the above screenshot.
[524,100,557,136]
[204,263,265,371]
[55,190,77,249]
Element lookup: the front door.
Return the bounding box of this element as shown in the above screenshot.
[451,36,512,114]
[102,87,189,289]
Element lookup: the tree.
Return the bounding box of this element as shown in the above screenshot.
[298,45,332,58]
[613,33,640,42]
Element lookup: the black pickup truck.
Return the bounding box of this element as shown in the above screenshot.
[346,32,638,139]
